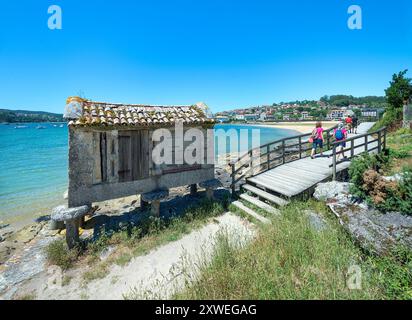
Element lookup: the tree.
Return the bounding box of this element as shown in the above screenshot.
[385,70,412,119]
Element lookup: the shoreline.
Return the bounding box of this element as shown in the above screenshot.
[248,121,339,134]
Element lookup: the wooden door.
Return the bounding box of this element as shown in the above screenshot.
[118,130,149,182]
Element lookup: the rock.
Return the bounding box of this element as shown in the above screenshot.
[0,224,10,230]
[382,173,404,182]
[0,237,54,294]
[51,205,91,222]
[0,236,3,243]
[329,203,412,255]
[305,211,328,232]
[314,181,351,202]
[99,246,116,261]
[12,224,43,244]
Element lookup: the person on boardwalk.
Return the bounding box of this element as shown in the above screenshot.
[333,123,348,160]
[352,115,358,134]
[310,121,324,159]
[345,115,353,133]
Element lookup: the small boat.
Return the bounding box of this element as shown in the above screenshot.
[14,125,28,129]
[36,125,47,130]
[59,124,64,128]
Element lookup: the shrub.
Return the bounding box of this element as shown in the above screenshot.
[45,240,80,270]
[349,153,390,199]
[350,154,412,214]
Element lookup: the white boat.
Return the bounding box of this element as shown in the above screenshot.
[36,125,47,130]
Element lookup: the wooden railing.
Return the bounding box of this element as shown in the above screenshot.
[330,127,387,180]
[229,125,338,195]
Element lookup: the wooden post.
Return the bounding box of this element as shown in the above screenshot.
[231,163,236,197]
[326,132,330,150]
[266,145,270,170]
[282,140,286,164]
[332,146,337,181]
[299,137,302,159]
[378,131,382,153]
[351,140,355,159]
[249,150,254,176]
[364,135,368,153]
[383,128,387,151]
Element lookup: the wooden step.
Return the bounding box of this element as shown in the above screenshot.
[240,194,280,216]
[232,201,271,224]
[242,184,290,207]
[248,176,298,197]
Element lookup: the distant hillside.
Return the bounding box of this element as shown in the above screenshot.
[319,95,387,107]
[0,109,64,123]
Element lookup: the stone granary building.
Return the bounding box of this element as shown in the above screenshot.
[53,97,218,248]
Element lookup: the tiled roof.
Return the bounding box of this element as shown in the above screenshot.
[66,99,214,128]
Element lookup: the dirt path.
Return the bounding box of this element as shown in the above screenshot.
[11,212,255,300]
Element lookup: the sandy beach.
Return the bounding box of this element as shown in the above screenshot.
[253,121,339,134]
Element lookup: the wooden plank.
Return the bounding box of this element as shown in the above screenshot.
[248,176,298,197]
[232,201,271,224]
[262,170,320,186]
[118,133,132,182]
[243,184,290,206]
[274,165,327,180]
[259,171,313,189]
[141,130,150,178]
[100,132,107,182]
[240,194,280,215]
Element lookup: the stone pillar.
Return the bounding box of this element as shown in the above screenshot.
[403,103,412,129]
[49,220,65,231]
[151,200,161,217]
[140,197,149,209]
[190,184,198,196]
[206,188,214,200]
[65,220,79,249]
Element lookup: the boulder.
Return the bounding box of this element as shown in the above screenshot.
[329,203,412,255]
[51,205,90,222]
[314,181,351,202]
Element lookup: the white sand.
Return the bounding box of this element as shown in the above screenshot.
[254,121,339,134]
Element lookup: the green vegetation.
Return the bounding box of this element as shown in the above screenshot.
[45,240,80,270]
[319,95,387,108]
[0,109,64,123]
[45,199,227,282]
[349,128,412,215]
[370,70,412,132]
[173,200,412,300]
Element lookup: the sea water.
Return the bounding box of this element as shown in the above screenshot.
[0,123,297,225]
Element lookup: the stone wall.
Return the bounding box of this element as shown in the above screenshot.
[403,104,412,129]
[68,126,215,207]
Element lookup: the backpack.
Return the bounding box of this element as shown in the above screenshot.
[335,129,344,140]
[311,128,318,140]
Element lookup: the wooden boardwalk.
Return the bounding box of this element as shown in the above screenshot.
[233,123,386,210]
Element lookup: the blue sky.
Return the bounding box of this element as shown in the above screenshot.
[0,0,411,113]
